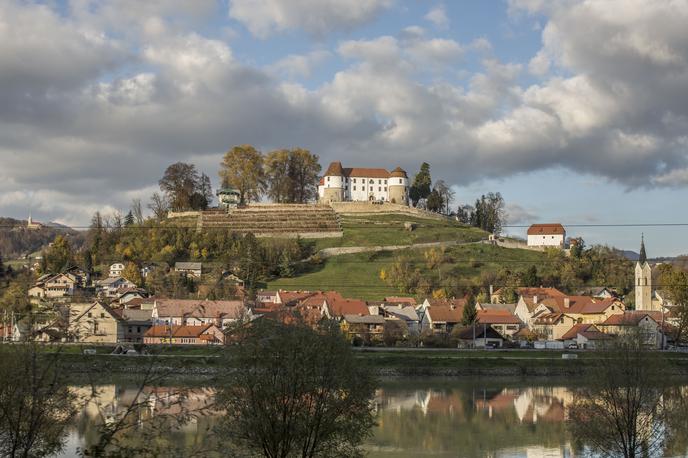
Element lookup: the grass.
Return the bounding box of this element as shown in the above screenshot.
[266,243,548,300]
[311,214,487,251]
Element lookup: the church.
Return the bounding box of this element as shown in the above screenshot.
[634,236,665,312]
[317,161,410,205]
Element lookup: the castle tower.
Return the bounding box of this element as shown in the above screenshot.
[635,235,653,311]
[321,161,344,203]
[388,167,409,205]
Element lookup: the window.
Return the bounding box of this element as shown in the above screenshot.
[384,180,387,184]
[362,186,366,191]
[378,179,381,184]
[327,176,330,181]
[384,187,387,191]
[353,186,356,191]
[101,313,105,318]
[399,179,402,184]
[128,327,132,333]
[378,187,381,191]
[87,312,92,318]
[369,179,374,184]
[353,178,356,183]
[137,326,141,333]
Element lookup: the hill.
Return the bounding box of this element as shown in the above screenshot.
[0,217,85,259]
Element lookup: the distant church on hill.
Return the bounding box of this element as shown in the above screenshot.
[317,161,409,205]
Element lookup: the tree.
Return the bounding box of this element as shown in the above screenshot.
[523,265,539,287]
[264,149,291,203]
[278,249,294,278]
[148,192,169,220]
[42,235,74,273]
[433,180,455,215]
[462,294,477,325]
[124,211,135,226]
[81,249,93,275]
[409,162,432,207]
[159,162,200,211]
[658,265,688,343]
[131,198,144,225]
[286,148,321,203]
[426,189,443,213]
[122,262,143,287]
[216,319,376,458]
[456,204,473,224]
[570,237,585,258]
[219,145,265,205]
[568,334,669,458]
[191,173,213,210]
[469,192,506,235]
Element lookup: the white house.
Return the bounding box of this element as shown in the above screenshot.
[318,161,409,205]
[96,276,136,298]
[109,262,125,277]
[174,262,202,278]
[527,224,566,247]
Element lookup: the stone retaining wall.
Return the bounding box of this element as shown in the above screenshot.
[329,202,446,221]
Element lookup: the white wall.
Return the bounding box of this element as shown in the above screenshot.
[527,234,565,247]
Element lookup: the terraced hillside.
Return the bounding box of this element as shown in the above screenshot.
[199,204,342,237]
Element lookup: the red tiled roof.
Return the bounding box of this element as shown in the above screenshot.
[324,161,344,176]
[527,224,565,235]
[384,296,417,306]
[532,312,569,325]
[155,299,245,320]
[277,291,318,305]
[561,323,611,341]
[427,305,464,323]
[601,311,663,326]
[476,310,521,325]
[329,299,369,317]
[343,168,390,178]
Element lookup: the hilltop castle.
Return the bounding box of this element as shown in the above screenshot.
[317,161,409,205]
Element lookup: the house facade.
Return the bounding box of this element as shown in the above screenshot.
[68,302,123,343]
[152,299,246,328]
[174,262,202,278]
[526,224,566,247]
[318,161,409,205]
[144,324,225,345]
[109,263,125,277]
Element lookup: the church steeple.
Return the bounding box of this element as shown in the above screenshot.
[638,234,647,265]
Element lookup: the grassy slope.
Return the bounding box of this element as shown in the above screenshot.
[267,243,547,300]
[312,214,487,250]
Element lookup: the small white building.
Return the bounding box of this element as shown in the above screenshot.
[109,262,125,277]
[527,224,566,247]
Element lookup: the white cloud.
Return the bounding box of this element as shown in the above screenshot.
[228,0,393,38]
[424,4,449,29]
[528,49,550,75]
[270,50,332,79]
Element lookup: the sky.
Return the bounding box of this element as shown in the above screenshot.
[1,0,687,256]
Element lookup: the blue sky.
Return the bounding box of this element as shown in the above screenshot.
[1,0,687,257]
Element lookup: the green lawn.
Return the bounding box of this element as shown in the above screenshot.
[311,214,487,251]
[267,243,548,300]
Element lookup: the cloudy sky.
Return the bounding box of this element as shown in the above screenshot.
[1,0,688,256]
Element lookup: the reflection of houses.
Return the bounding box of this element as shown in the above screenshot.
[513,387,571,424]
[143,324,224,345]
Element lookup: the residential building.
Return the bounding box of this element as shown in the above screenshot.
[95,276,137,298]
[560,324,611,349]
[476,310,522,337]
[174,262,203,278]
[109,262,125,277]
[324,298,369,320]
[29,273,80,300]
[68,302,123,343]
[535,296,626,324]
[377,304,420,334]
[493,286,565,305]
[599,311,668,349]
[526,224,566,247]
[152,299,247,328]
[531,313,577,341]
[420,304,464,334]
[119,308,153,343]
[341,314,385,342]
[143,324,224,345]
[384,296,417,307]
[454,326,505,348]
[318,161,409,205]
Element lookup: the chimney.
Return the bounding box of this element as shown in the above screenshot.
[489,285,494,297]
[533,295,538,304]
[564,297,570,308]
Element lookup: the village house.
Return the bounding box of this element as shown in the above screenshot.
[29,272,79,300]
[494,286,565,306]
[375,303,420,334]
[324,297,369,320]
[383,296,417,307]
[454,325,505,348]
[341,314,386,342]
[119,308,153,343]
[560,324,611,349]
[143,324,224,345]
[531,313,578,341]
[152,299,247,328]
[535,296,625,324]
[599,311,669,349]
[526,224,566,247]
[318,161,410,205]
[68,302,123,343]
[95,276,137,298]
[420,303,464,334]
[475,310,522,338]
[109,262,125,277]
[174,262,203,278]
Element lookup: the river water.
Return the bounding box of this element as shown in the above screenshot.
[57,377,688,458]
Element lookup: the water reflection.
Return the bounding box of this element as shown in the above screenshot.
[58,380,688,458]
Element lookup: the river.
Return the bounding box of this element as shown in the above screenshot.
[56,377,688,458]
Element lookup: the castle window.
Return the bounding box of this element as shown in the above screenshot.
[399,179,402,184]
[378,179,381,184]
[369,179,374,184]
[353,186,356,191]
[327,176,330,181]
[384,187,387,191]
[353,178,356,183]
[385,180,387,184]
[378,187,381,191]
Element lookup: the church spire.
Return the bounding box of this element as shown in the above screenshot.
[638,234,647,264]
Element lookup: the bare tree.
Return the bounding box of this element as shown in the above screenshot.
[130,199,144,225]
[216,319,376,458]
[148,192,169,220]
[568,333,669,457]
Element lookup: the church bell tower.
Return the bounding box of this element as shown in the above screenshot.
[634,235,653,311]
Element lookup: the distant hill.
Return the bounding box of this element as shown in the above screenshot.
[0,217,85,259]
[618,250,640,261]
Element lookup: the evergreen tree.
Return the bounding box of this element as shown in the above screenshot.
[409,162,432,206]
[0,254,4,278]
[462,294,477,325]
[523,265,539,287]
[278,250,294,277]
[82,249,93,274]
[124,211,135,226]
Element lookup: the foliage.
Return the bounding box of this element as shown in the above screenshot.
[265,148,322,203]
[216,319,376,458]
[41,235,74,273]
[462,294,477,325]
[158,162,212,211]
[0,217,85,260]
[469,192,505,235]
[409,162,432,207]
[219,145,265,205]
[121,262,143,287]
[568,334,669,458]
[428,180,454,214]
[657,264,688,342]
[0,343,79,458]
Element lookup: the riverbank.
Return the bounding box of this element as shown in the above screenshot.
[51,347,688,377]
